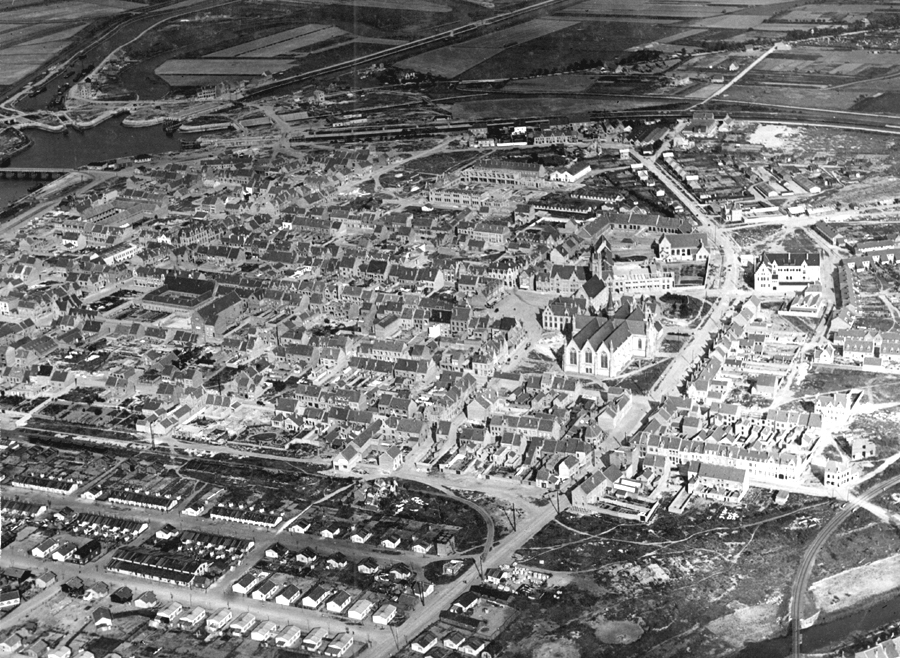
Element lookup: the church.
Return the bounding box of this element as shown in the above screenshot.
[562,298,659,378]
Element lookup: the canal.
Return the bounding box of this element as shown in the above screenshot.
[0,119,181,208]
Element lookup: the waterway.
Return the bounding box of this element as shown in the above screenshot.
[0,119,181,208]
[737,593,900,657]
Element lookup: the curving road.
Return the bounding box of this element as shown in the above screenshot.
[790,474,900,656]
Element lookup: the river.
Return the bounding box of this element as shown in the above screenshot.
[0,119,181,207]
[737,593,900,657]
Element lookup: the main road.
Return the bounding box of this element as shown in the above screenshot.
[630,146,745,401]
[790,473,900,657]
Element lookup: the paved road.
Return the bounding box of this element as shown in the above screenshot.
[364,498,564,658]
[790,473,900,657]
[632,146,745,401]
[0,549,380,640]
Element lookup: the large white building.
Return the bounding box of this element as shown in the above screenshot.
[563,300,657,378]
[754,252,821,293]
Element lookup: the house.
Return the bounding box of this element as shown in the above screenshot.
[0,590,20,610]
[206,608,233,632]
[232,572,266,595]
[824,460,857,488]
[250,621,278,642]
[302,584,331,609]
[0,635,23,654]
[333,446,361,472]
[229,612,256,636]
[83,581,109,601]
[460,637,488,656]
[134,590,159,609]
[90,607,112,631]
[411,631,439,654]
[444,631,467,650]
[35,571,57,589]
[303,627,329,652]
[155,601,184,625]
[275,625,303,649]
[326,590,352,614]
[350,527,373,544]
[389,563,414,581]
[178,606,207,631]
[380,535,401,550]
[111,586,133,604]
[372,603,397,625]
[52,541,78,563]
[32,537,60,559]
[251,579,279,601]
[275,584,301,606]
[296,547,318,565]
[324,632,354,658]
[348,598,375,621]
[326,553,348,569]
[452,591,480,614]
[358,557,380,575]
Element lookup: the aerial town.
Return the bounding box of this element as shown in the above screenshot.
[4,1,900,658]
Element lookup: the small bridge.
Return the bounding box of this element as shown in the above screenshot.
[0,167,74,180]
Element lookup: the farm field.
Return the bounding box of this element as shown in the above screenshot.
[446,94,679,119]
[399,46,503,79]
[275,0,451,11]
[156,58,296,85]
[562,0,721,20]
[398,18,577,78]
[501,73,598,94]
[0,0,142,86]
[111,0,472,93]
[461,20,682,79]
[207,24,348,58]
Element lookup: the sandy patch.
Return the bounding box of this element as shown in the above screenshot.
[747,124,800,149]
[811,553,900,614]
[533,639,580,658]
[588,617,644,644]
[706,603,782,649]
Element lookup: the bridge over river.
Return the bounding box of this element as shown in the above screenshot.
[0,166,74,180]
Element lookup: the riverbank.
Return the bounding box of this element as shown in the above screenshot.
[811,553,900,617]
[0,127,32,162]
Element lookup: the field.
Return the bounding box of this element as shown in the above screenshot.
[561,0,721,20]
[157,58,295,78]
[398,18,578,79]
[0,0,143,85]
[207,24,348,58]
[501,73,599,94]
[447,95,678,120]
[461,21,681,79]
[276,0,451,11]
[107,0,477,93]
